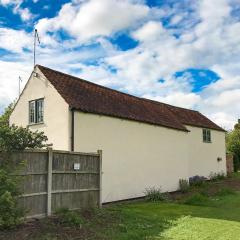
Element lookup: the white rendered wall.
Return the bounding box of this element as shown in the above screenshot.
[186,125,226,177]
[74,111,189,202]
[10,67,71,151]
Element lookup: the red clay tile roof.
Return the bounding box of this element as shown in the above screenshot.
[37,65,225,132]
[166,104,225,131]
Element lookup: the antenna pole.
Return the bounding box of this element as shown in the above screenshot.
[34,29,36,67]
[18,76,22,97]
[33,29,40,67]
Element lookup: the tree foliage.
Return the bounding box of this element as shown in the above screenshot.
[0,170,24,229]
[0,103,48,152]
[0,103,14,127]
[0,125,48,152]
[226,121,240,172]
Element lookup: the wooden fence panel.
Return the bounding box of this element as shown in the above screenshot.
[18,194,47,217]
[226,154,234,174]
[51,151,100,212]
[0,149,101,218]
[12,151,49,218]
[51,191,99,212]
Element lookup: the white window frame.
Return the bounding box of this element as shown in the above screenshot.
[202,128,211,143]
[29,98,44,124]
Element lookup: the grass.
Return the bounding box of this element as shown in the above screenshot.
[183,193,210,206]
[106,193,240,240]
[2,176,240,240]
[160,216,240,240]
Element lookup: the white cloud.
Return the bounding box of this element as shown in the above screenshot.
[210,112,236,131]
[132,21,166,42]
[211,89,240,108]
[0,60,32,108]
[0,0,21,5]
[170,15,184,25]
[16,7,32,21]
[144,92,201,109]
[0,0,33,21]
[36,0,149,41]
[0,28,32,53]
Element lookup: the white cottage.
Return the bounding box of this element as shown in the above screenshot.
[10,65,226,203]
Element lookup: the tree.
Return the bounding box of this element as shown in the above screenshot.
[0,125,48,152]
[226,120,240,172]
[0,103,15,127]
[0,103,48,152]
[234,120,240,131]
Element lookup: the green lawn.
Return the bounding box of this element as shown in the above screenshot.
[107,194,240,240]
[1,179,240,240]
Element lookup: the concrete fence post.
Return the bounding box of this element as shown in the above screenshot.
[47,147,53,216]
[97,150,103,208]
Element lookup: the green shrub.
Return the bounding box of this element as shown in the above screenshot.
[189,176,207,187]
[214,187,236,197]
[199,189,209,197]
[209,172,226,181]
[0,170,24,229]
[179,179,189,193]
[56,208,84,227]
[183,193,209,206]
[144,187,170,202]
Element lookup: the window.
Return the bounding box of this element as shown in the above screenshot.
[29,101,35,124]
[203,129,211,143]
[29,99,44,124]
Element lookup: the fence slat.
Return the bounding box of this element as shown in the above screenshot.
[47,148,53,216]
[97,150,103,208]
[52,188,99,194]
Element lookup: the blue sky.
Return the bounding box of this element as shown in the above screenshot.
[0,0,240,129]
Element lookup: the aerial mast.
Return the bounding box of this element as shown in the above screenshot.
[33,29,40,67]
[18,76,22,97]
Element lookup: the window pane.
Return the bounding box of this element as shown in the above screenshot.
[203,129,211,143]
[202,129,207,142]
[207,130,211,142]
[29,101,35,124]
[36,99,44,123]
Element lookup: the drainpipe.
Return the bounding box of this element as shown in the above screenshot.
[70,107,75,152]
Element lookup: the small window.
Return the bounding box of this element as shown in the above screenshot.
[36,99,44,123]
[203,129,211,143]
[29,99,44,124]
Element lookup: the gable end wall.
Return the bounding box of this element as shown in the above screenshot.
[186,125,226,177]
[9,67,71,151]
